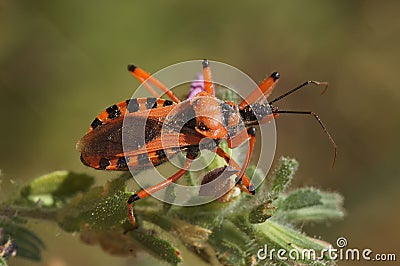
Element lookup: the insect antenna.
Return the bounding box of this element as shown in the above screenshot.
[269,80,328,105]
[268,79,335,166]
[274,109,337,167]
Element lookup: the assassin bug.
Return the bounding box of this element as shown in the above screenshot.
[77,60,337,226]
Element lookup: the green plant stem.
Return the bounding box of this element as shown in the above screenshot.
[0,205,58,222]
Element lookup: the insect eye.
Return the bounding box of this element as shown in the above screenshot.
[197,121,208,131]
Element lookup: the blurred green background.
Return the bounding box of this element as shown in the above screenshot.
[1,0,399,265]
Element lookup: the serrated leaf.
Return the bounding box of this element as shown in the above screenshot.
[81,190,129,228]
[58,177,130,231]
[60,188,129,231]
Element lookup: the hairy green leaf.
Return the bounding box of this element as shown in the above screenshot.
[270,157,298,198]
[20,171,94,206]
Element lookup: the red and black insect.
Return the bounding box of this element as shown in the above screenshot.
[77,60,336,226]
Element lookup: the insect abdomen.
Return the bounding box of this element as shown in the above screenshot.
[88,98,175,132]
[80,147,181,171]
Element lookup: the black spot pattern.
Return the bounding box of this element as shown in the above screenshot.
[99,158,110,169]
[126,99,139,113]
[137,153,150,164]
[146,98,157,109]
[117,157,129,169]
[91,117,103,129]
[163,100,174,106]
[156,149,167,159]
[106,105,121,119]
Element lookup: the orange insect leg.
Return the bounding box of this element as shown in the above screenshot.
[235,128,256,187]
[215,146,255,195]
[128,64,180,103]
[239,72,280,109]
[202,59,215,95]
[126,159,192,226]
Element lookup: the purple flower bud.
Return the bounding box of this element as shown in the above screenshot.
[187,73,205,99]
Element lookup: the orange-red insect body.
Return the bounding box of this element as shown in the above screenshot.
[78,60,336,226]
